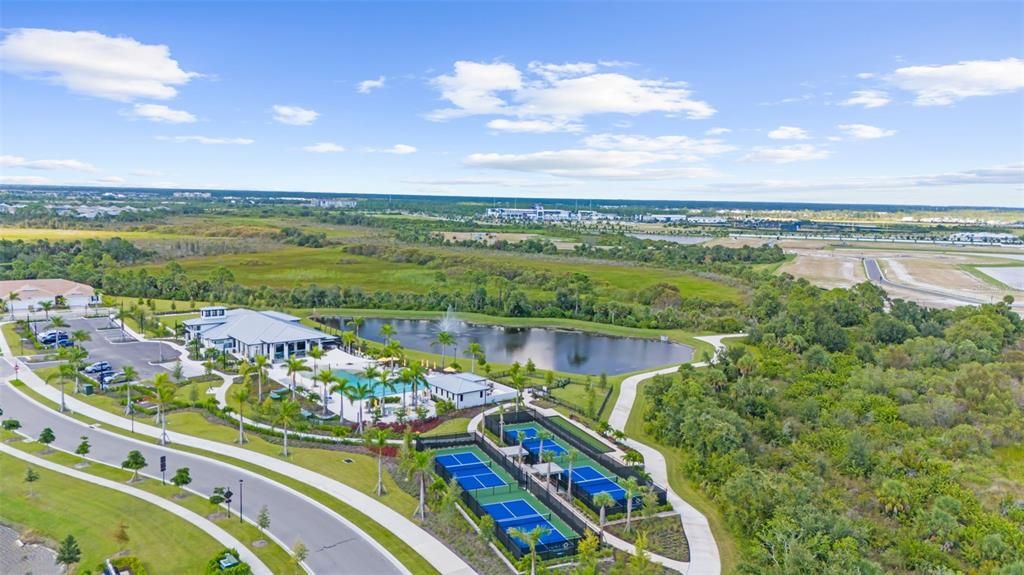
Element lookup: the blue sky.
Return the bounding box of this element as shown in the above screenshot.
[1,1,1022,206]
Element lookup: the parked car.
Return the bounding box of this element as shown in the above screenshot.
[38,331,69,345]
[99,371,125,385]
[84,361,112,374]
[53,338,74,348]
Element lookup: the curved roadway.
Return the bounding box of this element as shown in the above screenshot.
[0,380,404,575]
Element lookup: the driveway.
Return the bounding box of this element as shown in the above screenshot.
[67,317,182,381]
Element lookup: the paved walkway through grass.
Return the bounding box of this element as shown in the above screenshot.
[0,443,272,575]
[0,321,474,575]
[605,333,744,575]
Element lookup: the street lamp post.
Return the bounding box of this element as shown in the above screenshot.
[238,479,244,524]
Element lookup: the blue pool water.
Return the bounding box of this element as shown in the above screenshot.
[331,369,412,397]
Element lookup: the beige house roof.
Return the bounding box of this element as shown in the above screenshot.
[0,279,95,299]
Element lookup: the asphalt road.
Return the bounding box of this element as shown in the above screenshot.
[0,382,404,575]
[863,258,883,282]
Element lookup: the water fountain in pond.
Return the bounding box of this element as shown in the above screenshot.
[437,305,462,335]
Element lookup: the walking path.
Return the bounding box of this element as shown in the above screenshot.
[605,333,744,575]
[0,323,474,575]
[0,443,273,575]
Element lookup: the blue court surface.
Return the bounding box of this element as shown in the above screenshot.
[565,466,627,500]
[505,428,568,458]
[437,451,507,491]
[484,499,566,548]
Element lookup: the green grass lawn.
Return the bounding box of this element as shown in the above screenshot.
[421,417,472,436]
[623,379,741,573]
[14,380,439,575]
[2,321,27,355]
[0,450,223,575]
[546,415,612,453]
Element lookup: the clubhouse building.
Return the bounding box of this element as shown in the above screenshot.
[184,306,336,362]
[0,278,100,312]
[426,372,517,409]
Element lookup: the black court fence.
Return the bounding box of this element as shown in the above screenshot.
[484,409,668,509]
[415,432,474,451]
[557,474,644,516]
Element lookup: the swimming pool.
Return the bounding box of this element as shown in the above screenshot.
[331,369,412,397]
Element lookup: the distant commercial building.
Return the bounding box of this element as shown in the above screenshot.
[640,214,728,224]
[948,232,1021,244]
[184,306,337,362]
[0,279,100,311]
[173,191,213,199]
[310,198,357,209]
[484,204,614,222]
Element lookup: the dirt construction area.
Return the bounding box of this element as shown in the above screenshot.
[762,238,1024,310]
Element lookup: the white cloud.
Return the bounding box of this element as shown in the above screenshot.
[0,154,97,172]
[0,28,197,101]
[95,176,126,184]
[367,144,417,154]
[705,127,731,136]
[856,72,876,79]
[888,57,1024,106]
[428,60,715,125]
[743,144,830,164]
[465,149,716,180]
[767,126,811,140]
[837,123,896,139]
[526,61,597,81]
[158,136,254,145]
[840,89,891,109]
[303,142,346,153]
[429,61,523,120]
[357,76,386,94]
[272,105,318,126]
[0,175,49,184]
[582,133,735,160]
[130,103,196,123]
[486,118,584,133]
[717,163,1023,193]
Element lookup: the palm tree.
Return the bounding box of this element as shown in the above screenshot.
[465,342,484,374]
[232,382,251,444]
[344,381,373,433]
[115,306,131,341]
[7,291,19,319]
[364,427,392,496]
[329,376,352,423]
[593,491,616,538]
[272,399,302,457]
[49,314,67,329]
[539,448,555,489]
[401,449,434,520]
[433,331,455,367]
[623,477,640,532]
[314,368,336,415]
[511,372,525,412]
[498,404,506,443]
[122,365,138,416]
[308,345,324,377]
[403,360,427,408]
[153,373,176,445]
[71,329,90,349]
[47,365,75,412]
[61,346,88,394]
[39,300,53,319]
[379,323,394,346]
[564,447,579,501]
[507,524,549,575]
[341,330,356,353]
[285,355,310,400]
[253,354,269,403]
[349,317,364,340]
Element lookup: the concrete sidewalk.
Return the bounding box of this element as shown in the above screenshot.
[0,443,273,575]
[603,333,744,575]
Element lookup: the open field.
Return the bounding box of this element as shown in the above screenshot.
[778,250,865,288]
[0,450,222,575]
[130,243,742,303]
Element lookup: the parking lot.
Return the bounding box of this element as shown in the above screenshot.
[65,317,185,382]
